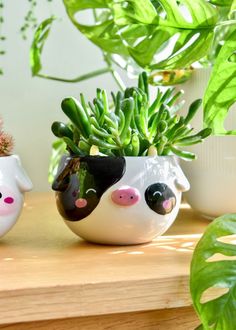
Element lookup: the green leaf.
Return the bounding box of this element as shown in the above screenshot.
[61,97,92,138]
[230,0,236,17]
[120,98,134,142]
[113,0,157,24]
[51,121,74,140]
[30,17,55,76]
[203,28,236,135]
[184,99,202,125]
[170,146,196,159]
[113,0,218,70]
[209,0,233,6]
[190,213,236,330]
[48,139,67,184]
[63,0,128,56]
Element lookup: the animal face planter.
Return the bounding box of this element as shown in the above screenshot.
[0,155,33,238]
[52,155,190,245]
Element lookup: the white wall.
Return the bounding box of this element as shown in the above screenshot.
[1,1,130,191]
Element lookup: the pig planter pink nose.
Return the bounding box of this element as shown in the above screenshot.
[111,186,140,206]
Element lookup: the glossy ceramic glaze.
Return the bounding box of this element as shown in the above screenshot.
[0,155,33,238]
[52,155,190,245]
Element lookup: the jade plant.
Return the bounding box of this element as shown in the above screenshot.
[51,73,211,163]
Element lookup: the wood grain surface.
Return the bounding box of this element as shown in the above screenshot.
[0,193,208,326]
[0,307,200,330]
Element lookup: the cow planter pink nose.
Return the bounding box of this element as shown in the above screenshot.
[111,186,140,206]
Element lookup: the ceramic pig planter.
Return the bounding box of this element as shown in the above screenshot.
[0,155,33,238]
[52,155,190,245]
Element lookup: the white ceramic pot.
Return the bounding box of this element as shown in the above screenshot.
[180,68,236,218]
[52,155,190,245]
[0,155,33,237]
[181,136,236,218]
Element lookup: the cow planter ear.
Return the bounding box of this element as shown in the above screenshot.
[52,155,189,245]
[172,157,190,192]
[0,155,32,238]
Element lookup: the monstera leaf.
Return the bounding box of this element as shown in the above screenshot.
[112,0,219,70]
[203,28,236,134]
[190,214,236,330]
[62,0,218,70]
[230,0,236,16]
[63,0,128,56]
[209,0,234,6]
[30,17,55,76]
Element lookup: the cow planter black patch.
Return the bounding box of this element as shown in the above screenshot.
[52,156,126,221]
[52,156,190,245]
[145,183,176,215]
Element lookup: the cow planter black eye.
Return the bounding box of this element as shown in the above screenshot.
[52,155,189,245]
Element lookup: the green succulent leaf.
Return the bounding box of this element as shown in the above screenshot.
[48,139,67,184]
[184,99,202,125]
[52,73,210,158]
[203,28,236,135]
[61,97,92,138]
[190,213,236,330]
[30,17,55,76]
[51,121,74,140]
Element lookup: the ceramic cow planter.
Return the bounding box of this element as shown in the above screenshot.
[50,74,211,245]
[52,155,190,245]
[0,155,33,238]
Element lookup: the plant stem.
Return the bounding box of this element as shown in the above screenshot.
[103,53,126,92]
[36,67,111,83]
[92,8,125,91]
[216,19,236,27]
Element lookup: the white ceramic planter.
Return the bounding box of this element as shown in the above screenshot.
[0,155,33,238]
[180,68,236,218]
[181,136,236,218]
[52,155,190,245]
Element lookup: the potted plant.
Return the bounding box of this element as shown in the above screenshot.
[51,72,210,245]
[0,117,32,238]
[30,0,236,217]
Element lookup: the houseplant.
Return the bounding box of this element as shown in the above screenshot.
[190,212,236,329]
[0,117,32,238]
[30,0,236,100]
[51,72,211,245]
[30,0,236,216]
[0,0,54,75]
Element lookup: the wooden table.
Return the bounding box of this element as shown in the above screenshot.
[0,193,210,330]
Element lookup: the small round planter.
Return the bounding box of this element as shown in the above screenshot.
[0,155,33,238]
[52,155,190,245]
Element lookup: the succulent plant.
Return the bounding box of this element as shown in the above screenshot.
[0,117,14,156]
[51,72,211,160]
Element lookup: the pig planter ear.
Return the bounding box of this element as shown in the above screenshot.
[0,155,33,238]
